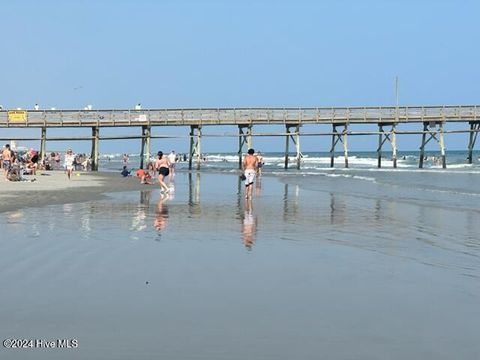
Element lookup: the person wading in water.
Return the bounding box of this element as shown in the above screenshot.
[154,151,171,193]
[242,148,258,199]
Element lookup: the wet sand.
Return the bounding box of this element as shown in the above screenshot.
[0,171,156,213]
[0,172,478,360]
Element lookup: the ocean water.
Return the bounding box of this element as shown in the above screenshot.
[0,169,479,359]
[100,150,480,173]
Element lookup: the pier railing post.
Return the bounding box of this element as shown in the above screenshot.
[40,127,47,165]
[91,126,100,171]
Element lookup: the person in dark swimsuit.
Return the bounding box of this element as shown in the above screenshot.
[154,151,171,193]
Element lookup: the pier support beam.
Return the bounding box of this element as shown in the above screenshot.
[39,127,47,164]
[419,122,447,169]
[377,125,383,168]
[330,124,348,168]
[467,122,480,164]
[91,126,100,171]
[283,124,302,169]
[377,123,397,168]
[237,125,252,169]
[189,125,202,170]
[139,125,151,169]
[392,126,398,168]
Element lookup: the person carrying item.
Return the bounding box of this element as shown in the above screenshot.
[242,148,258,199]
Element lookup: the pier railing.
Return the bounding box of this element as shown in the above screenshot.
[0,105,479,127]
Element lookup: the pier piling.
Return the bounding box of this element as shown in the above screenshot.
[284,126,290,169]
[139,125,151,169]
[283,124,302,169]
[238,125,252,169]
[330,124,348,168]
[40,127,47,164]
[419,123,427,168]
[377,125,383,168]
[467,122,480,164]
[392,125,397,168]
[419,122,447,169]
[91,127,100,171]
[377,124,397,168]
[188,125,202,170]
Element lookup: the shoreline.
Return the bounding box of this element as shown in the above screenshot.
[0,171,158,213]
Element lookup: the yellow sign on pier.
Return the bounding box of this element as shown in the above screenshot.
[8,110,28,123]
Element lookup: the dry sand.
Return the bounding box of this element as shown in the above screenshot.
[0,170,156,213]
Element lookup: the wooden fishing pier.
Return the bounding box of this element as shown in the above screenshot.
[1,105,479,170]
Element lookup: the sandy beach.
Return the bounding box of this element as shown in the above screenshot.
[0,171,156,213]
[0,170,479,360]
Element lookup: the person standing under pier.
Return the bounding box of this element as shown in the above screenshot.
[64,149,75,180]
[168,150,177,177]
[2,144,12,180]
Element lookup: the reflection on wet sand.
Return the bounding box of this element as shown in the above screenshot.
[188,172,201,216]
[282,183,300,222]
[131,190,152,232]
[241,198,257,250]
[329,192,346,225]
[154,194,169,233]
[255,175,262,197]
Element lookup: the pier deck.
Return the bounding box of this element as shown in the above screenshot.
[1,105,479,170]
[1,106,479,127]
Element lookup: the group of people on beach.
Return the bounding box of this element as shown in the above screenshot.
[0,143,94,181]
[1,144,40,181]
[121,150,178,193]
[122,148,264,199]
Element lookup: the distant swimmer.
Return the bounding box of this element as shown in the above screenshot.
[168,150,176,177]
[256,151,264,175]
[123,153,129,166]
[243,148,258,199]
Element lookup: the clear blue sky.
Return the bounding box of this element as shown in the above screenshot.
[1,0,479,153]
